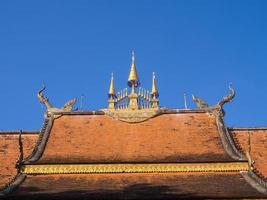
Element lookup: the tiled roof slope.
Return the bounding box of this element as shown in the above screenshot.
[34,112,237,164]
[1,113,267,199]
[230,128,267,179]
[0,133,38,188]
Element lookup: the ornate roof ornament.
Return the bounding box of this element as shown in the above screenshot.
[108,73,116,110]
[127,51,140,87]
[192,84,235,117]
[104,52,160,122]
[151,72,159,97]
[192,95,208,109]
[108,73,115,97]
[150,72,159,108]
[37,85,77,113]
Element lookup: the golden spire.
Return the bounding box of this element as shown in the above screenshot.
[128,51,140,87]
[108,73,115,97]
[108,73,116,110]
[150,72,159,108]
[151,72,159,97]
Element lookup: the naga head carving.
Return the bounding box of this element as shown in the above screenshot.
[192,84,236,116]
[62,98,77,111]
[217,84,235,107]
[37,85,50,105]
[37,85,53,109]
[37,85,77,113]
[192,95,208,109]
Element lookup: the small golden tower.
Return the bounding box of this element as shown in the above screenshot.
[128,51,139,87]
[150,72,159,108]
[127,51,139,110]
[107,52,160,111]
[108,73,116,110]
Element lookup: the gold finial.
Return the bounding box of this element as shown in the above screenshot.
[108,73,116,110]
[151,72,159,97]
[108,73,115,97]
[128,51,140,87]
[150,72,159,108]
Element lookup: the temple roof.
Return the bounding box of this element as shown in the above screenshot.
[26,111,240,164]
[1,54,267,199]
[1,120,267,199]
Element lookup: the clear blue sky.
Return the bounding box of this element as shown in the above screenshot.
[0,0,267,130]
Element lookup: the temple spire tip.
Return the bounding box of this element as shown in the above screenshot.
[151,72,159,97]
[108,73,115,97]
[132,51,135,61]
[128,51,139,87]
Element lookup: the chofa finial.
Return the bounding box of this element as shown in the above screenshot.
[37,85,77,113]
[217,83,235,107]
[192,95,208,109]
[37,84,54,109]
[192,83,235,117]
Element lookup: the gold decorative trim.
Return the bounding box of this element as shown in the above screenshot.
[102,108,160,123]
[21,162,249,175]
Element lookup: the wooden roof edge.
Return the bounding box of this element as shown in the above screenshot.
[0,131,39,135]
[241,170,267,195]
[49,108,207,115]
[0,173,26,196]
[229,127,267,131]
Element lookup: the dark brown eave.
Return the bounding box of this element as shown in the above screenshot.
[7,172,267,199]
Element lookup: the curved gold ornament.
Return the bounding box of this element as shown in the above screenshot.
[102,108,160,123]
